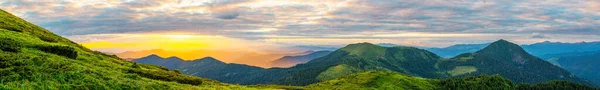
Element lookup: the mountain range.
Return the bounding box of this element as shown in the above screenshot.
[115,49,296,67]
[269,51,333,67]
[425,41,600,58]
[134,40,596,86]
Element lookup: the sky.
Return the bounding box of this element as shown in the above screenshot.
[1,0,600,54]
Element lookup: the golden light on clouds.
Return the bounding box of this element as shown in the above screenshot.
[79,34,235,52]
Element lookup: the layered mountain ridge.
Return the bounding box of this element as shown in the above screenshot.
[135,39,596,86]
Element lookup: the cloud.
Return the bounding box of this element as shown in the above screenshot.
[530,33,549,39]
[1,0,599,48]
[213,11,240,19]
[580,1,600,15]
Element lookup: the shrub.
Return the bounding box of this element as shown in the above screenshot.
[38,35,58,43]
[174,70,182,74]
[132,62,140,68]
[158,66,169,71]
[0,24,23,32]
[92,51,121,60]
[0,38,21,52]
[36,45,78,59]
[127,69,208,85]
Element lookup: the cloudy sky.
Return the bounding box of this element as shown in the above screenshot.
[2,0,600,53]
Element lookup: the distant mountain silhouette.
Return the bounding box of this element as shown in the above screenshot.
[133,56,265,83]
[270,50,333,67]
[426,43,491,58]
[521,41,600,56]
[118,49,290,67]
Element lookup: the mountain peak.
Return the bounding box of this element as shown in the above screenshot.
[166,56,183,60]
[194,56,226,64]
[200,56,217,60]
[340,42,380,50]
[340,42,386,57]
[142,54,163,59]
[477,39,525,53]
[496,39,509,43]
[475,39,534,64]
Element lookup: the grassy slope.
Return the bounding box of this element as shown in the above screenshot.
[272,43,446,85]
[0,9,274,89]
[308,71,438,90]
[448,66,477,76]
[308,71,597,90]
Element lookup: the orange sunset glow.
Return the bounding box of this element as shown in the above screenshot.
[74,33,306,67]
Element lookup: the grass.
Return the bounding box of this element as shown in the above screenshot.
[448,66,477,76]
[316,64,362,81]
[308,71,438,90]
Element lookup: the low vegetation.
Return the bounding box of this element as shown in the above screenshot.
[308,71,598,90]
[0,38,21,52]
[35,45,78,59]
[447,66,477,76]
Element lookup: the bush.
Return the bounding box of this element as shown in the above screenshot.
[132,62,140,68]
[0,24,23,32]
[127,69,209,85]
[0,38,21,52]
[38,35,58,43]
[36,45,78,59]
[158,66,169,71]
[174,70,182,74]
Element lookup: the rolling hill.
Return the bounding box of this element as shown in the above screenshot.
[439,40,595,86]
[268,43,448,85]
[0,9,274,89]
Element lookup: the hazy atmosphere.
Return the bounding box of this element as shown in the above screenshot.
[1,0,599,89]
